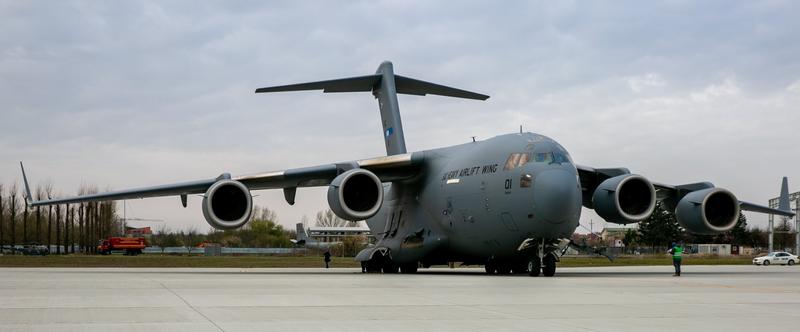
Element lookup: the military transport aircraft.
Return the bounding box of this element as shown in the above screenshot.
[21,61,794,276]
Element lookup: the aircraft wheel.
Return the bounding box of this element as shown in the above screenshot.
[512,261,528,274]
[484,261,496,275]
[496,264,511,275]
[542,254,557,277]
[400,263,418,274]
[528,257,541,277]
[382,261,399,273]
[763,260,770,266]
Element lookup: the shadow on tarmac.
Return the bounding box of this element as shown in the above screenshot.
[50,267,794,278]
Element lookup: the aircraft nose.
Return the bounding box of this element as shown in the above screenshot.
[533,169,582,224]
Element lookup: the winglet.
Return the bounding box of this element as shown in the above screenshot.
[779,177,790,212]
[19,161,34,207]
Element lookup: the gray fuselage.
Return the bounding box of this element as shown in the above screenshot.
[366,132,582,265]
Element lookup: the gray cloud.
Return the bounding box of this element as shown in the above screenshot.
[2,1,798,232]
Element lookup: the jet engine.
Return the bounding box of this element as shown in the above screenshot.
[592,174,656,224]
[675,188,739,235]
[327,169,384,221]
[201,179,253,230]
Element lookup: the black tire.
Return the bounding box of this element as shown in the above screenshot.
[788,260,795,266]
[400,263,418,274]
[366,261,382,273]
[496,265,511,275]
[512,262,528,275]
[542,254,557,277]
[763,260,770,266]
[484,262,496,275]
[382,261,399,273]
[528,257,541,277]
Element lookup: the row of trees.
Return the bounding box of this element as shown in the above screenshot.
[149,207,296,250]
[0,183,119,254]
[147,208,363,249]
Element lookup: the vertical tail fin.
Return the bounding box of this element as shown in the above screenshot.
[293,222,309,244]
[779,177,790,212]
[254,61,489,156]
[372,62,407,155]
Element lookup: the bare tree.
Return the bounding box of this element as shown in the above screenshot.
[314,209,360,227]
[45,183,53,252]
[55,204,61,254]
[9,183,18,252]
[152,224,172,254]
[181,226,199,254]
[251,206,278,222]
[65,205,72,254]
[35,186,42,244]
[0,183,4,252]
[300,214,309,229]
[23,203,29,245]
[315,209,349,227]
[78,203,84,253]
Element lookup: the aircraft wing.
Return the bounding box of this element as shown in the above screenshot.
[576,164,795,217]
[20,153,422,207]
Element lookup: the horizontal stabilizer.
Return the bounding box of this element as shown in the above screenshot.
[255,75,380,93]
[256,74,489,100]
[394,75,488,100]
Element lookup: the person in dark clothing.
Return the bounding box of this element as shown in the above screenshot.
[324,251,332,268]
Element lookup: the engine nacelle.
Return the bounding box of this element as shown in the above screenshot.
[592,174,656,224]
[201,180,253,230]
[327,169,384,221]
[675,188,739,235]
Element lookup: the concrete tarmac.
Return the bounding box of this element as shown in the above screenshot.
[0,265,798,331]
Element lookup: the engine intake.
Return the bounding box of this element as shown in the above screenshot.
[592,174,656,224]
[202,180,253,230]
[327,169,384,221]
[675,188,739,235]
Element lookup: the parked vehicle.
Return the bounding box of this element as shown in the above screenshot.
[97,237,146,255]
[19,243,49,256]
[753,252,798,266]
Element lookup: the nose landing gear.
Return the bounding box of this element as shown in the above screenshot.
[524,239,561,277]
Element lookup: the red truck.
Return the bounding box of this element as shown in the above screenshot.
[97,237,146,255]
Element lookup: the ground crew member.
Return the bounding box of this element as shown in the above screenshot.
[668,242,683,276]
[324,251,332,269]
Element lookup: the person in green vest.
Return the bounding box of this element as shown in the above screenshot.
[668,242,684,276]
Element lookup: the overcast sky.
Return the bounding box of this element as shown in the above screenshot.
[2,1,798,233]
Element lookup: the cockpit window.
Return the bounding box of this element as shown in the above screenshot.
[503,153,530,171]
[532,146,572,165]
[534,152,553,163]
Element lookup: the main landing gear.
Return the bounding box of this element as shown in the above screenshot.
[486,239,561,277]
[362,251,418,274]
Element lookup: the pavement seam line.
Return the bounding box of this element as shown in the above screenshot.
[156,281,225,332]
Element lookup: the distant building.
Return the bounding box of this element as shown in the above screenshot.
[125,226,153,238]
[307,226,373,243]
[694,243,731,256]
[600,227,630,247]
